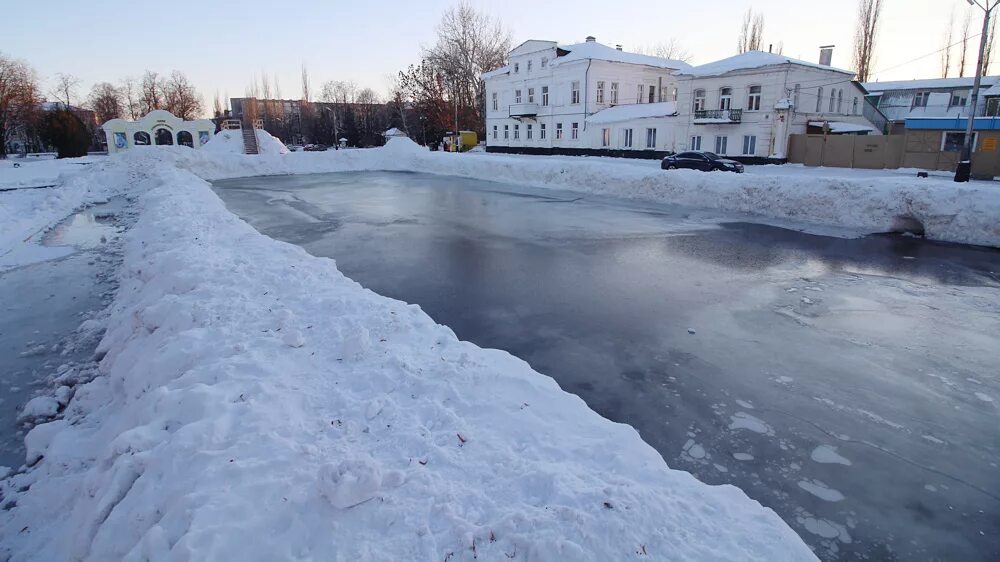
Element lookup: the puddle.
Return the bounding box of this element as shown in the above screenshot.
[42,198,127,250]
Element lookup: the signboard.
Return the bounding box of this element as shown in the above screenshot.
[982,137,997,152]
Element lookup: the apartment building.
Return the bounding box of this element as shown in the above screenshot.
[861,76,1000,133]
[484,40,879,161]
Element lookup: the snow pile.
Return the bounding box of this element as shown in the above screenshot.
[0,151,814,561]
[202,129,289,156]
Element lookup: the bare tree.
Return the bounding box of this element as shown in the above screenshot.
[985,15,999,75]
[140,71,164,115]
[161,71,203,120]
[213,91,223,118]
[301,64,311,102]
[87,82,123,124]
[49,73,81,108]
[635,39,693,63]
[0,52,41,158]
[737,9,765,53]
[960,10,973,77]
[120,76,141,120]
[942,9,955,78]
[852,0,884,82]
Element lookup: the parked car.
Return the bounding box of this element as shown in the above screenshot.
[661,151,744,173]
[303,144,328,152]
[287,145,303,152]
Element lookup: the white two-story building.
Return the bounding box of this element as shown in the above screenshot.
[484,40,880,161]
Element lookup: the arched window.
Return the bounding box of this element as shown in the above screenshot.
[177,130,194,148]
[719,87,732,110]
[134,131,151,146]
[829,90,836,112]
[793,84,801,109]
[853,96,859,115]
[154,128,174,145]
[816,87,824,112]
[837,89,844,113]
[693,89,706,111]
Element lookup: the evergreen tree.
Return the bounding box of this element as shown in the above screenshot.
[42,108,89,158]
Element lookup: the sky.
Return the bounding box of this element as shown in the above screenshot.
[3,0,976,113]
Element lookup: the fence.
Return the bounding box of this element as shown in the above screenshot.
[788,131,1000,177]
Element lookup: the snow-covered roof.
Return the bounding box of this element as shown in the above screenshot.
[861,76,1000,94]
[587,102,679,124]
[481,65,510,80]
[383,127,406,137]
[982,82,1000,97]
[551,41,691,70]
[681,51,854,77]
[808,120,877,133]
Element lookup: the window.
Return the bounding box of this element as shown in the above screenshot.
[747,85,762,111]
[528,88,535,103]
[134,131,150,145]
[611,82,619,104]
[527,59,532,73]
[571,122,579,139]
[646,127,657,148]
[597,81,605,104]
[742,135,757,155]
[950,92,968,107]
[715,135,728,155]
[816,87,824,112]
[637,84,644,103]
[690,135,702,150]
[571,81,580,104]
[513,124,519,140]
[556,123,563,140]
[693,89,706,111]
[492,92,498,111]
[648,85,656,104]
[853,97,859,114]
[837,89,843,113]
[913,91,930,108]
[719,87,732,110]
[942,131,977,151]
[515,89,522,104]
[622,128,633,148]
[540,123,547,139]
[527,124,533,140]
[671,87,678,101]
[504,125,509,139]
[793,84,800,109]
[514,62,519,74]
[601,128,611,147]
[989,97,1000,116]
[541,56,548,68]
[829,90,836,112]
[492,125,497,139]
[542,86,549,106]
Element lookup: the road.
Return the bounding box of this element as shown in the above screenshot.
[213,171,1000,561]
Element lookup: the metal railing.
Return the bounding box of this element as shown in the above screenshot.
[693,109,742,123]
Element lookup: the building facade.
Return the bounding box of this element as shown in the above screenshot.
[484,40,880,162]
[103,110,215,153]
[862,76,1000,133]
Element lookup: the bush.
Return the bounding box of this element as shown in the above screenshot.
[42,109,90,158]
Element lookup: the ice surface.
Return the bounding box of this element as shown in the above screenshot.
[810,445,853,466]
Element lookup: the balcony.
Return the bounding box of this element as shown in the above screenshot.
[509,103,539,118]
[693,109,742,124]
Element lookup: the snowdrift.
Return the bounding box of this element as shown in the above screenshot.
[202,128,289,155]
[0,148,817,560]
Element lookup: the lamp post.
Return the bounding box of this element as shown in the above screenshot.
[955,0,998,182]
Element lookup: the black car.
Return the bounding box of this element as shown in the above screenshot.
[303,144,328,152]
[661,151,744,173]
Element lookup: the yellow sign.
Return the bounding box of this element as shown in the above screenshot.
[983,137,998,152]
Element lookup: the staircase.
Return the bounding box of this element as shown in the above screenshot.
[241,126,259,155]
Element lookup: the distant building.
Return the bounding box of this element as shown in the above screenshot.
[103,110,215,153]
[861,76,1000,133]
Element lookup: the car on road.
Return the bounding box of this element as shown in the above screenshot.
[287,145,303,152]
[303,144,328,152]
[661,151,744,173]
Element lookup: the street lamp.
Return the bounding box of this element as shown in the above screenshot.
[955,0,998,182]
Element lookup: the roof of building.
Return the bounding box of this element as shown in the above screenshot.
[551,40,692,70]
[680,51,854,77]
[586,101,679,124]
[861,76,1000,94]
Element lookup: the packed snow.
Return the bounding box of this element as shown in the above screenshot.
[0,145,816,560]
[201,128,289,155]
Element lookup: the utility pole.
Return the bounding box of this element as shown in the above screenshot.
[452,76,460,152]
[956,0,996,182]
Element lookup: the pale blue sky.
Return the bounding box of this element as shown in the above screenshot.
[4,0,968,111]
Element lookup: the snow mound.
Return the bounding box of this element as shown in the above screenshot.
[382,135,425,154]
[202,129,289,155]
[0,149,815,561]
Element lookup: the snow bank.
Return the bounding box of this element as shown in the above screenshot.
[202,129,289,155]
[0,149,814,561]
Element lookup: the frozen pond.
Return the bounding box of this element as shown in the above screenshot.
[0,202,122,470]
[214,171,1000,561]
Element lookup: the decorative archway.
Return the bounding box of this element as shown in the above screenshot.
[177,130,194,148]
[154,128,174,146]
[134,131,151,146]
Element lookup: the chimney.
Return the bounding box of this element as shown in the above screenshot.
[819,45,834,66]
[768,43,772,54]
[615,44,623,51]
[585,35,596,42]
